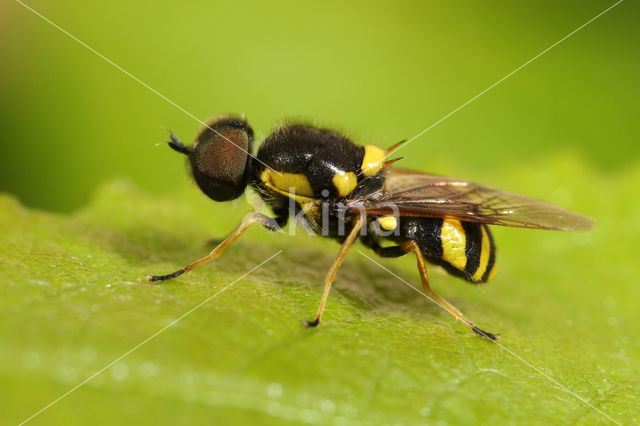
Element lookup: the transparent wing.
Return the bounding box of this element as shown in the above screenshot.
[346,168,594,230]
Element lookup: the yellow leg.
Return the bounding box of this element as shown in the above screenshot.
[146,212,279,282]
[401,241,499,341]
[305,216,364,327]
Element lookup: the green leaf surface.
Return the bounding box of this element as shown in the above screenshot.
[2,154,639,425]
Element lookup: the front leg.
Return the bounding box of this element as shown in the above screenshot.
[146,212,280,282]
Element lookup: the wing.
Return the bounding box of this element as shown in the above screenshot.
[345,168,594,230]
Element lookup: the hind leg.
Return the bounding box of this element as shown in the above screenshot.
[400,240,499,340]
[367,239,499,340]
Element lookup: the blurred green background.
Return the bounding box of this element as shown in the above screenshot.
[1,0,638,211]
[2,1,640,425]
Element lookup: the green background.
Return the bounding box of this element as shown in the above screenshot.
[1,0,639,425]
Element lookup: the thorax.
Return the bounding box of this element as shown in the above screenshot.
[250,125,388,237]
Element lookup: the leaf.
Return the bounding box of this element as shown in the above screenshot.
[1,155,639,425]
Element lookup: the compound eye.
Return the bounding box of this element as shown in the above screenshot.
[190,118,253,201]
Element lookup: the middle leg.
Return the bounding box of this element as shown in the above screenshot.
[304,216,364,327]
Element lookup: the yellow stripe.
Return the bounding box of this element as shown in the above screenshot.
[268,170,314,196]
[361,145,385,176]
[260,169,316,204]
[472,226,491,281]
[441,218,467,271]
[332,171,358,197]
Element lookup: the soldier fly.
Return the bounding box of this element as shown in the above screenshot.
[147,116,594,340]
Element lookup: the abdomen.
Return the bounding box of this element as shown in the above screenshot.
[397,217,497,283]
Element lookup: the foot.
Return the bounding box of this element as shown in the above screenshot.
[303,318,320,328]
[146,268,185,283]
[472,326,500,341]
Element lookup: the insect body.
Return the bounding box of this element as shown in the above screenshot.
[147,116,594,340]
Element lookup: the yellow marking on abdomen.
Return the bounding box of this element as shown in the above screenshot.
[361,145,386,176]
[332,171,358,197]
[471,225,492,281]
[378,216,397,231]
[441,218,467,271]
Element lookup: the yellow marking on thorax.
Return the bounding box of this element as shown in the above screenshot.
[361,145,386,177]
[260,169,316,204]
[378,216,397,231]
[332,171,358,197]
[268,170,314,196]
[471,226,492,281]
[441,218,467,270]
